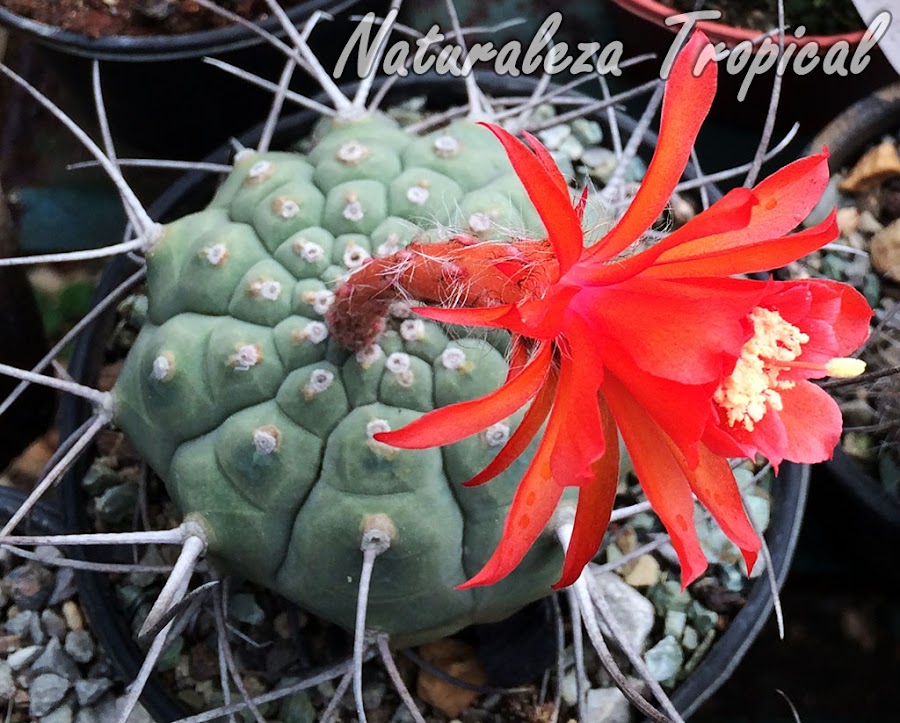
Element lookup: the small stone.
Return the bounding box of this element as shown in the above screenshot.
[664,610,687,639]
[536,124,571,150]
[75,678,113,707]
[550,151,575,183]
[280,690,316,723]
[0,661,14,701]
[647,580,692,616]
[4,563,55,610]
[117,699,153,723]
[95,482,139,524]
[583,146,618,182]
[804,175,842,227]
[272,612,291,640]
[189,642,218,682]
[33,637,81,681]
[81,461,121,496]
[871,218,900,282]
[571,118,603,145]
[75,709,101,723]
[682,626,699,651]
[589,568,655,652]
[836,206,860,236]
[584,687,632,723]
[61,601,85,632]
[643,636,684,683]
[155,635,183,673]
[625,156,647,182]
[622,554,660,587]
[6,610,35,639]
[839,140,900,193]
[42,704,75,723]
[688,601,720,637]
[858,210,884,234]
[668,193,696,225]
[42,609,68,640]
[49,568,77,606]
[558,134,584,161]
[416,639,487,718]
[29,672,71,717]
[228,592,265,626]
[560,670,578,706]
[65,629,95,664]
[7,644,41,670]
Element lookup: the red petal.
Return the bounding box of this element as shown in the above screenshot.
[414,303,516,327]
[575,185,590,222]
[587,31,717,264]
[571,187,757,285]
[505,336,529,383]
[457,420,564,589]
[375,343,552,449]
[548,349,606,486]
[644,212,839,278]
[573,278,758,385]
[553,393,619,588]
[688,444,760,574]
[775,383,843,464]
[603,374,709,586]
[479,123,583,276]
[464,365,558,487]
[522,130,571,198]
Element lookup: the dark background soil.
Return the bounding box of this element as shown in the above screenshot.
[1,0,303,39]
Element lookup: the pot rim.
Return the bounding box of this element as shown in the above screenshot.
[0,1,334,62]
[59,71,801,723]
[608,0,867,48]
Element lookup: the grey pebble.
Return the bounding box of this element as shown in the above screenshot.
[42,609,69,640]
[75,677,114,707]
[5,563,56,610]
[6,609,35,637]
[29,672,71,718]
[0,661,15,701]
[75,708,101,723]
[589,568,655,652]
[33,638,81,681]
[65,629,96,664]
[571,118,603,146]
[228,593,265,626]
[585,687,632,723]
[42,703,75,723]
[49,567,78,606]
[643,636,684,683]
[7,644,42,670]
[536,124,571,150]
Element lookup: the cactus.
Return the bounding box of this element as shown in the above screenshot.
[111,112,580,646]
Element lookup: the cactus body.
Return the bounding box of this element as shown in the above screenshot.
[113,113,572,645]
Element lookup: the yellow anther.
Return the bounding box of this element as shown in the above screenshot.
[825,357,866,378]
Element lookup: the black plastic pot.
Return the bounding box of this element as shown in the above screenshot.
[803,81,900,533]
[57,72,803,721]
[0,485,64,538]
[0,1,374,157]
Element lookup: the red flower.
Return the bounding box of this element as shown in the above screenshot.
[355,31,871,589]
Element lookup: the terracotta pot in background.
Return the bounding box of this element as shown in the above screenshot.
[607,0,896,132]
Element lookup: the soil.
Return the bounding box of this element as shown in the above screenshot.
[660,0,863,37]
[0,0,304,39]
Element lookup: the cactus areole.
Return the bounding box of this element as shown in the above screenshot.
[112,113,576,646]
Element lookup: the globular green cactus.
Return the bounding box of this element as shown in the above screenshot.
[112,113,574,646]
